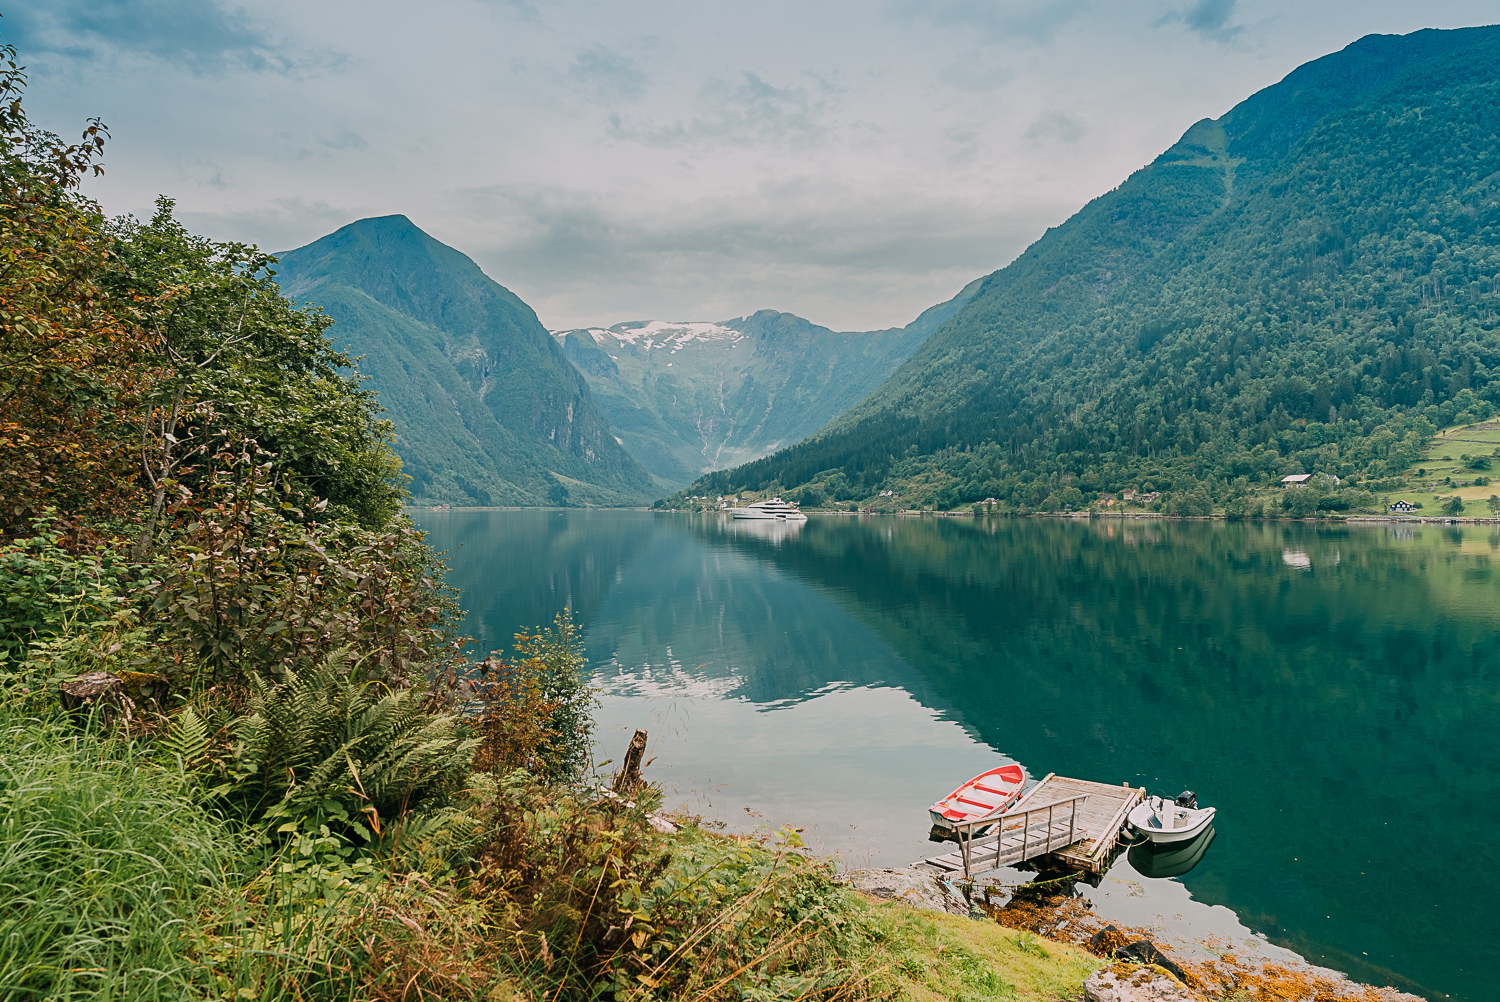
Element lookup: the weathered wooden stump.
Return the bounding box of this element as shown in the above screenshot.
[613,728,648,793]
[58,669,168,723]
[59,671,129,718]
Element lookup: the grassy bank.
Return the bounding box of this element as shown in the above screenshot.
[0,697,1110,1000]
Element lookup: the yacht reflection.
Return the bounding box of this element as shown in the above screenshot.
[1128,824,1216,879]
[724,514,805,542]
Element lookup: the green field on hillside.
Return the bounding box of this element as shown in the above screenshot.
[1369,422,1500,515]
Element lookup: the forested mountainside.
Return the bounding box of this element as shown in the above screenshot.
[555,281,979,486]
[275,216,657,506]
[678,26,1500,513]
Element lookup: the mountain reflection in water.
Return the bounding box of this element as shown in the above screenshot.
[415,509,1498,1001]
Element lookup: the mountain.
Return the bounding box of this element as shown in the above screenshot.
[680,26,1500,512]
[553,281,979,486]
[274,216,657,507]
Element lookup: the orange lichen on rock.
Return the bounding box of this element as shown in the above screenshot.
[979,877,1420,1002]
[1181,957,1422,1001]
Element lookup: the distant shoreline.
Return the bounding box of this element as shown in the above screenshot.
[408,505,1500,525]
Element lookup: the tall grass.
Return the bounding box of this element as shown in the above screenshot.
[0,711,235,1001]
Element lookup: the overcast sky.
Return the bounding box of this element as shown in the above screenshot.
[10,1,1498,331]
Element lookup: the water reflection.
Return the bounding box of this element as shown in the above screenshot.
[415,510,1498,1001]
[1129,825,1216,879]
[724,516,805,543]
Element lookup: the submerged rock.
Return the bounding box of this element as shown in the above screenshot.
[839,866,969,916]
[1084,964,1201,1002]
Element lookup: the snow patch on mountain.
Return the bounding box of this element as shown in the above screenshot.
[553,320,748,354]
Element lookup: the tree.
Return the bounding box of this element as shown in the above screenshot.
[103,199,406,551]
[1283,489,1319,518]
[0,46,151,537]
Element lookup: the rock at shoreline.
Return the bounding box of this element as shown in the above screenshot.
[1084,964,1201,1002]
[839,867,969,916]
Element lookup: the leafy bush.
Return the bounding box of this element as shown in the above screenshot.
[0,519,136,663]
[599,827,880,1001]
[468,771,884,1002]
[471,610,596,784]
[1168,488,1212,516]
[1282,489,1319,518]
[145,476,461,686]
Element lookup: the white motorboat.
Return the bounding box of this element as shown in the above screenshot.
[1127,791,1215,844]
[728,498,807,520]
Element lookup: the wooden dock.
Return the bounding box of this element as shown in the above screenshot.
[917,773,1145,878]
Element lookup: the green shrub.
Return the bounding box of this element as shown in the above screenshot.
[144,487,462,686]
[472,611,597,785]
[0,521,137,663]
[0,712,234,1000]
[1282,488,1319,518]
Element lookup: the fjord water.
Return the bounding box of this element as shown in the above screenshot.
[414,510,1497,1000]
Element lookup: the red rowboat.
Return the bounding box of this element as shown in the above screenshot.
[928,764,1028,833]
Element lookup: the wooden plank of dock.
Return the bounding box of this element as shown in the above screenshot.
[916,775,1144,877]
[1047,777,1144,873]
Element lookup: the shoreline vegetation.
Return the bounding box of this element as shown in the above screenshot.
[0,35,1433,1002]
[653,420,1500,523]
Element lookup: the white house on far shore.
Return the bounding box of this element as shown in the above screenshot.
[1281,474,1314,488]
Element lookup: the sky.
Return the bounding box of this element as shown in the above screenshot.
[9,0,1499,331]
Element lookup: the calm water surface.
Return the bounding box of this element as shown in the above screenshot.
[413,510,1498,1001]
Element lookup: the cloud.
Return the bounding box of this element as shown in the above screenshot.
[445,177,1062,329]
[6,0,312,74]
[887,0,1090,46]
[568,45,647,103]
[318,128,368,152]
[1023,111,1087,144]
[1153,0,1243,45]
[607,72,831,149]
[180,197,363,257]
[945,125,983,164]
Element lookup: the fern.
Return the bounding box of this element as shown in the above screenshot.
[161,705,209,772]
[231,648,477,829]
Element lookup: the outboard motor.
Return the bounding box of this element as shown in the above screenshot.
[1175,790,1197,809]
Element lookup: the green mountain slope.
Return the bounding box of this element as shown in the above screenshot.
[682,26,1500,512]
[275,216,657,507]
[554,280,979,486]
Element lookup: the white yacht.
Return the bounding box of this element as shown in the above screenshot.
[728,498,807,520]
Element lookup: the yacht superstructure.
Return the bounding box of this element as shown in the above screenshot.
[728,498,807,520]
